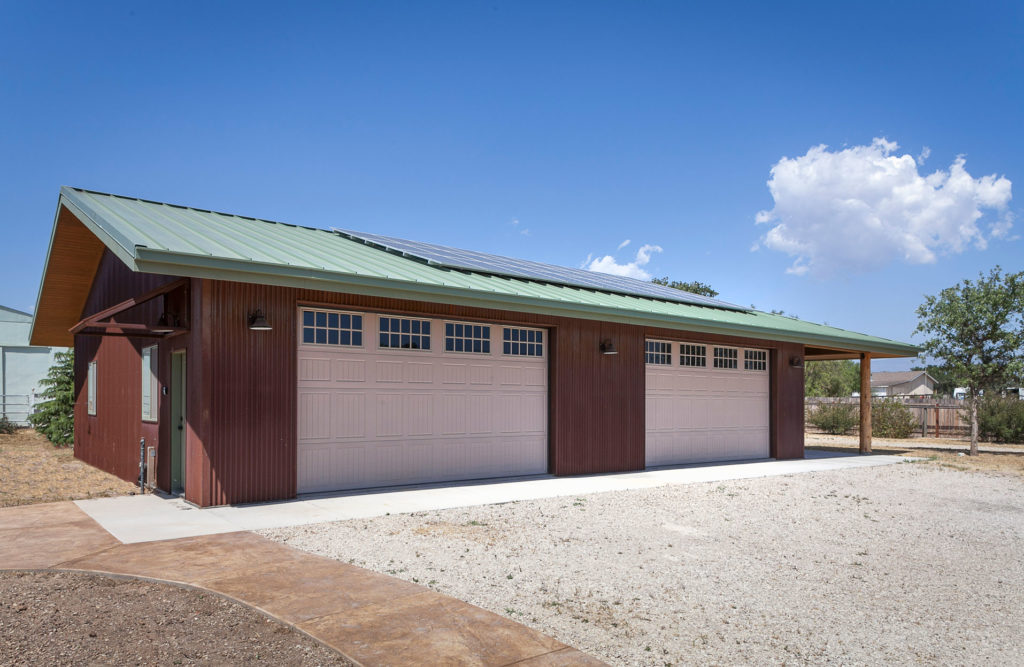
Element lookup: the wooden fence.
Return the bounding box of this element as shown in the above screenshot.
[805,397,969,438]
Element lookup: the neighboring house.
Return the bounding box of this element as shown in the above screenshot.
[870,370,936,397]
[31,187,918,507]
[0,305,63,424]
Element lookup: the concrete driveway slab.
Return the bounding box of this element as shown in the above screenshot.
[75,453,915,544]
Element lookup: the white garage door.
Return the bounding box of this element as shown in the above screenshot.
[645,340,770,466]
[297,308,548,493]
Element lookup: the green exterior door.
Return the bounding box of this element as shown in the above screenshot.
[170,350,186,493]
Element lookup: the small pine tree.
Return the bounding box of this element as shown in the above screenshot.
[29,350,75,446]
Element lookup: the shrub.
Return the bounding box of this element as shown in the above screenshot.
[807,401,859,435]
[28,350,75,446]
[872,399,919,438]
[976,396,1024,443]
[0,415,16,434]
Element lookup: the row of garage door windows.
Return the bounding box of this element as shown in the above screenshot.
[301,309,544,357]
[301,309,766,372]
[646,340,768,372]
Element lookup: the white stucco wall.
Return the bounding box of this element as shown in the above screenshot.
[1,306,67,424]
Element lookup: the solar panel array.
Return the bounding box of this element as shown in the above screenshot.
[336,229,747,311]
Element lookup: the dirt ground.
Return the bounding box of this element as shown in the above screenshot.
[268,462,1024,666]
[0,429,137,507]
[806,433,1024,477]
[0,570,350,666]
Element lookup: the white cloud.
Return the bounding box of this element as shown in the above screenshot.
[585,243,662,280]
[755,138,1013,277]
[917,146,931,165]
[617,239,631,250]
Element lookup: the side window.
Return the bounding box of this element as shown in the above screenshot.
[87,361,97,416]
[445,322,491,354]
[502,327,544,357]
[141,346,158,421]
[713,347,738,369]
[301,309,363,346]
[379,317,431,350]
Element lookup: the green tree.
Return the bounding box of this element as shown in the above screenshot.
[28,350,75,446]
[804,359,860,397]
[651,277,718,298]
[915,267,1024,455]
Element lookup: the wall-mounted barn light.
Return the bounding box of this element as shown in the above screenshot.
[152,312,175,334]
[790,356,804,368]
[599,339,618,355]
[248,309,272,331]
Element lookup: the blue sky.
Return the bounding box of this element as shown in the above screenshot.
[2,1,1021,370]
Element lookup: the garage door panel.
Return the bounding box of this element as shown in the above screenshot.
[405,362,434,384]
[376,361,404,383]
[405,393,434,436]
[299,357,332,383]
[375,394,404,437]
[334,393,366,438]
[470,365,493,385]
[442,364,467,384]
[298,392,332,440]
[334,358,365,383]
[466,394,492,433]
[439,394,467,434]
[298,312,548,493]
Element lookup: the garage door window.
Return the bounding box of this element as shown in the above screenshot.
[445,322,491,353]
[503,327,543,357]
[302,309,363,346]
[713,347,738,369]
[680,343,707,367]
[645,340,671,365]
[380,317,430,350]
[744,349,767,371]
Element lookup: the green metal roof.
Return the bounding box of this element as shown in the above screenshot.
[53,186,918,357]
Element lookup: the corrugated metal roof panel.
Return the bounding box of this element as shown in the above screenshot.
[55,187,919,356]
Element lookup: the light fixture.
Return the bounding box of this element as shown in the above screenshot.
[790,356,804,368]
[599,339,618,355]
[152,312,175,334]
[248,309,272,331]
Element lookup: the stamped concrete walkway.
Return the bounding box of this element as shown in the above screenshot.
[0,502,602,666]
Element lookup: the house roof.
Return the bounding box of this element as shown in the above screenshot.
[30,186,921,358]
[870,370,935,387]
[0,305,32,322]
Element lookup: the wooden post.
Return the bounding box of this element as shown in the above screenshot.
[859,353,872,454]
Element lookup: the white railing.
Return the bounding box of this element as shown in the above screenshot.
[1,394,32,426]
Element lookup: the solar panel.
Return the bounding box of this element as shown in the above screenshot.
[336,229,747,311]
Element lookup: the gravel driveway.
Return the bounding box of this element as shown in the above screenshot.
[264,462,1024,665]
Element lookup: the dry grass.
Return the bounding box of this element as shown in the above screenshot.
[807,442,1024,478]
[0,429,137,507]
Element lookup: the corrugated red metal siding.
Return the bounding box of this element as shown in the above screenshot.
[771,342,805,459]
[74,250,181,484]
[550,319,646,474]
[198,280,297,506]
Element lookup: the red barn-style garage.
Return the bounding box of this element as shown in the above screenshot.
[30,187,918,507]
